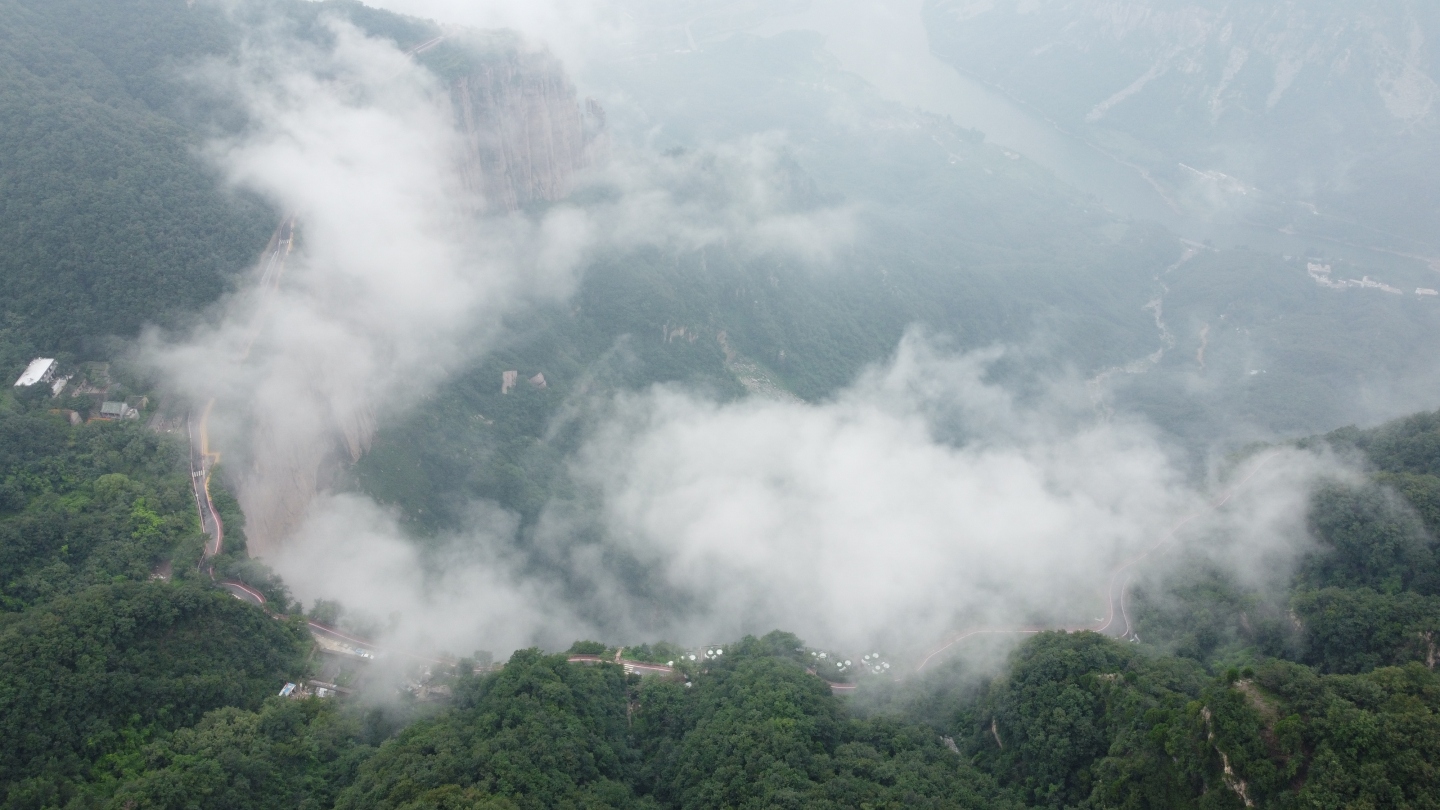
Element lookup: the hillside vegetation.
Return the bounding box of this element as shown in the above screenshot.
[4,401,1439,807]
[0,0,441,375]
[0,403,310,809]
[3,1,1440,808]
[0,0,271,370]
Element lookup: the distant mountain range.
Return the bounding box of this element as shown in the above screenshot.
[926,0,1440,251]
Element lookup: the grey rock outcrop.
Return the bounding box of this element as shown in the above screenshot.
[449,39,608,212]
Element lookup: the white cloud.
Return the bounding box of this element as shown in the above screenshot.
[273,494,585,654]
[149,18,593,553]
[588,133,859,263]
[529,333,1332,655]
[145,8,1341,664]
[146,11,856,628]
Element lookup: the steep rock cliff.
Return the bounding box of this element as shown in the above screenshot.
[434,33,608,212]
[239,402,375,559]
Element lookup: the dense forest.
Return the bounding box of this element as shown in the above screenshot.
[3,401,1439,808]
[0,0,269,370]
[0,403,311,808]
[0,0,441,374]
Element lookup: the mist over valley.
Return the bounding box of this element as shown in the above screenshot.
[1,1,1439,807]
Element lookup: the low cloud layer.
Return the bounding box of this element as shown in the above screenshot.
[149,7,1345,663]
[540,333,1332,652]
[150,18,590,553]
[275,495,583,655]
[591,134,858,264]
[149,13,851,554]
[269,333,1336,659]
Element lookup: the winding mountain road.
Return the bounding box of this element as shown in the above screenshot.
[188,220,294,576]
[187,406,224,566]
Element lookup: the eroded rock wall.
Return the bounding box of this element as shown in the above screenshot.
[452,46,608,212]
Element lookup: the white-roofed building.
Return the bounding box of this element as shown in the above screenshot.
[14,358,56,387]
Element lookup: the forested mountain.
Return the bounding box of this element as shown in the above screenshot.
[0,405,311,808]
[0,0,271,370]
[3,0,1440,808]
[2,399,1438,808]
[352,23,1440,545]
[0,0,442,374]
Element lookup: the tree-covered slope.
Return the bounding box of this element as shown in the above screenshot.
[107,698,371,810]
[931,631,1440,810]
[0,0,443,374]
[0,412,202,610]
[0,0,274,369]
[628,634,1016,810]
[0,582,311,801]
[4,406,1440,809]
[0,400,312,808]
[107,635,1023,810]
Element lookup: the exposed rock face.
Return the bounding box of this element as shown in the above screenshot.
[240,38,603,556]
[451,44,608,212]
[237,397,377,559]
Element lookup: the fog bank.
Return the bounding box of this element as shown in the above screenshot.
[271,334,1335,658]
